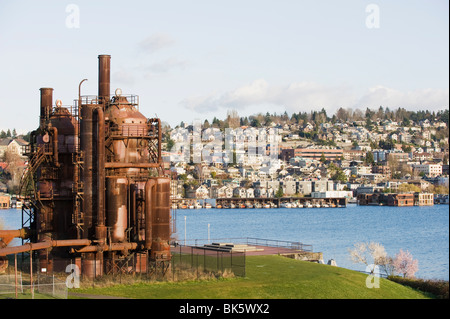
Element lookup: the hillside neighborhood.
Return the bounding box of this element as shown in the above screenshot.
[164,108,449,206]
[1,108,449,208]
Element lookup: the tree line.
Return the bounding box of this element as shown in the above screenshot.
[178,107,449,130]
[0,129,31,142]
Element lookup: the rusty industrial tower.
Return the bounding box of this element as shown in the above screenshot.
[0,55,172,277]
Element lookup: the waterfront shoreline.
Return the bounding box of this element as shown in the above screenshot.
[1,205,449,280]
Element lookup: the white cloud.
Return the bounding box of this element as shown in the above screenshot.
[112,69,136,85]
[181,79,354,114]
[180,80,449,115]
[139,33,175,54]
[355,86,449,110]
[145,57,188,74]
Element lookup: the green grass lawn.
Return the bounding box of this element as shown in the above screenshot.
[70,255,433,299]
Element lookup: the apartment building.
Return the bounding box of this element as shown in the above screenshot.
[294,148,343,161]
[412,164,442,177]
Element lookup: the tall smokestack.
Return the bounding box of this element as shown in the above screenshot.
[98,54,111,104]
[40,88,53,129]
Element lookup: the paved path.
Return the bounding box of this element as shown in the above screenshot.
[69,292,130,299]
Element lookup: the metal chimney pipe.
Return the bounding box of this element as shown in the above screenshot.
[98,55,111,104]
[40,88,53,129]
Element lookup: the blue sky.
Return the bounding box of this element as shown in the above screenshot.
[0,0,448,133]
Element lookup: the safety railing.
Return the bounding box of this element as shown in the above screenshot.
[178,237,313,253]
[75,94,139,107]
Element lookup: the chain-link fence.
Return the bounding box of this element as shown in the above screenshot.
[1,244,246,297]
[0,272,67,299]
[0,274,23,296]
[171,244,246,278]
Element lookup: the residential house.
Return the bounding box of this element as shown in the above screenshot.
[215,185,234,198]
[0,138,29,159]
[372,165,391,177]
[281,180,297,195]
[0,193,10,209]
[246,188,255,198]
[387,193,414,206]
[233,187,247,198]
[195,185,210,199]
[254,186,268,198]
[350,165,372,176]
[414,193,434,206]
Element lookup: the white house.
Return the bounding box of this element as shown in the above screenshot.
[195,185,210,199]
[0,138,28,159]
[216,185,234,198]
[254,186,267,198]
[233,187,247,198]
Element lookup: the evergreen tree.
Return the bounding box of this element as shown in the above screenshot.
[275,186,284,198]
[365,151,375,164]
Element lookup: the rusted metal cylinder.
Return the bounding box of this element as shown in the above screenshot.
[106,177,128,242]
[144,179,156,250]
[137,182,146,241]
[40,88,53,128]
[129,183,138,242]
[80,104,96,239]
[98,55,111,104]
[151,177,171,260]
[94,107,106,242]
[82,253,103,279]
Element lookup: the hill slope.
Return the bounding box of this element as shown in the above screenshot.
[72,255,432,299]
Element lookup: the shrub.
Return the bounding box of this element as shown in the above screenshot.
[389,276,449,299]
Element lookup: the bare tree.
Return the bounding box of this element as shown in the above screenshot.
[3,149,25,194]
[348,242,387,274]
[227,110,240,129]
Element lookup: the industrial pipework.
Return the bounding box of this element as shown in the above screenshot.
[0,55,171,278]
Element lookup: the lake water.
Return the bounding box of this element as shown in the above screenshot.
[172,204,449,280]
[1,204,448,280]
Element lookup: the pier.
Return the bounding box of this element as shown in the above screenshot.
[172,197,347,209]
